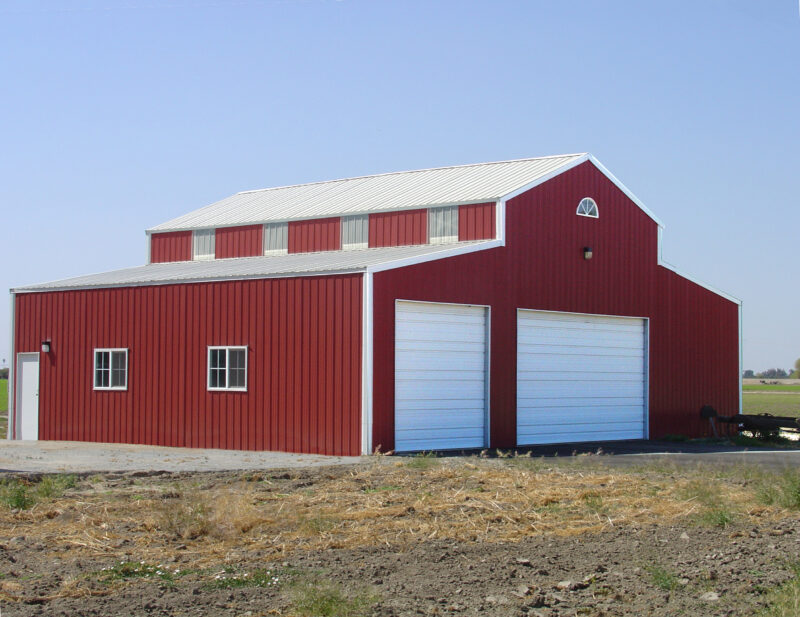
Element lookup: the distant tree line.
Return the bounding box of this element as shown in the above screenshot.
[743,358,800,379]
[0,368,7,379]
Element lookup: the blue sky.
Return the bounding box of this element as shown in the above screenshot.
[1,0,798,373]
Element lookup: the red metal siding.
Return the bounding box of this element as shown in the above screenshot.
[371,161,739,452]
[13,274,362,455]
[288,218,341,253]
[369,209,428,247]
[150,231,192,263]
[215,225,263,259]
[458,203,496,241]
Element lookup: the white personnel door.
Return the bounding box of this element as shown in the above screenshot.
[395,301,488,451]
[16,353,40,440]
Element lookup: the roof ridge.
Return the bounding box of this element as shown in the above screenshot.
[236,153,588,195]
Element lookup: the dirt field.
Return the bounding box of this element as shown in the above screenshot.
[1,456,799,616]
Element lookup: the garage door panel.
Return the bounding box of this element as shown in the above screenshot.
[519,427,645,445]
[516,355,644,373]
[517,310,646,446]
[518,409,644,427]
[519,346,643,358]
[519,396,645,409]
[396,413,485,431]
[396,384,486,399]
[395,301,488,452]
[518,381,644,399]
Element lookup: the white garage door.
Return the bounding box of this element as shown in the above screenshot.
[517,310,646,445]
[395,301,488,451]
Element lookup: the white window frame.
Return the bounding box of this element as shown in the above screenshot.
[263,222,288,256]
[576,197,599,218]
[207,346,248,392]
[193,229,216,261]
[342,214,368,250]
[429,205,459,244]
[93,348,128,391]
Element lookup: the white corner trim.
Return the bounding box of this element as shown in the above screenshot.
[360,272,374,455]
[586,155,664,227]
[738,303,743,414]
[8,292,16,440]
[145,231,152,265]
[499,153,590,203]
[495,199,506,244]
[367,240,502,274]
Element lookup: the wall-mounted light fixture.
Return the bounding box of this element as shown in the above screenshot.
[41,340,51,354]
[583,246,593,260]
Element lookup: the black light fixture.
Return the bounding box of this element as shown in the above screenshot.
[583,246,593,260]
[41,340,51,353]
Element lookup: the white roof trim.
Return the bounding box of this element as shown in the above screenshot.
[587,155,664,227]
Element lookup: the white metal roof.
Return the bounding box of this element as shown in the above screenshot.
[14,241,498,293]
[149,154,588,232]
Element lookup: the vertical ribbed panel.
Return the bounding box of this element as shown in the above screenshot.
[342,215,368,249]
[459,203,496,241]
[192,229,215,260]
[288,217,341,253]
[150,231,192,263]
[370,161,739,452]
[264,222,288,255]
[368,209,428,247]
[13,274,362,455]
[429,206,459,244]
[215,225,262,259]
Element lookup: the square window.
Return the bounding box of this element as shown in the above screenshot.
[94,349,128,390]
[208,346,248,391]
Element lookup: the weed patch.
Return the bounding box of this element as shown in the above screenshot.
[645,565,680,591]
[206,566,286,589]
[97,561,178,584]
[757,470,800,510]
[290,578,378,617]
[404,452,439,470]
[760,562,800,616]
[0,475,76,510]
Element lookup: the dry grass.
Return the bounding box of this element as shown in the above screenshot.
[0,456,795,607]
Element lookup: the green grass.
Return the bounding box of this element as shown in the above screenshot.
[289,578,378,617]
[0,474,76,510]
[97,561,177,584]
[0,378,7,438]
[742,392,800,418]
[205,566,286,589]
[759,562,800,616]
[644,564,680,591]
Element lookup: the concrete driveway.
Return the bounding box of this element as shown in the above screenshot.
[0,440,363,473]
[1,439,799,474]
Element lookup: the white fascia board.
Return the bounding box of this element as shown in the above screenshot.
[498,154,590,203]
[587,155,664,227]
[8,292,16,440]
[657,259,742,305]
[12,268,368,294]
[360,271,374,455]
[366,240,503,274]
[656,222,741,305]
[147,199,499,234]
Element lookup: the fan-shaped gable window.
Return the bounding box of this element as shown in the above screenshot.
[576,198,599,218]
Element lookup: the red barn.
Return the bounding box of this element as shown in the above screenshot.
[9,154,741,455]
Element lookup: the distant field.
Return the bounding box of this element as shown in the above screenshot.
[743,384,800,392]
[742,392,800,418]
